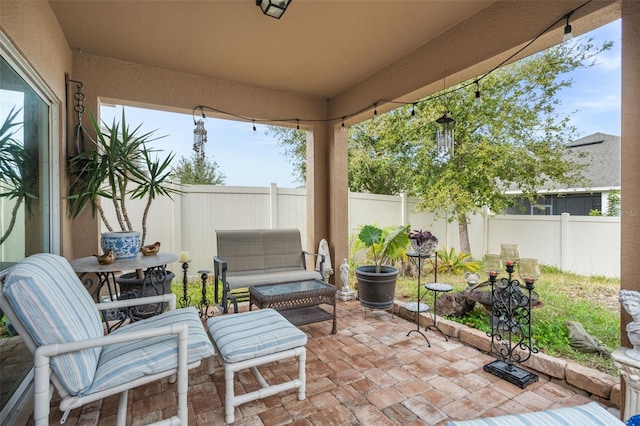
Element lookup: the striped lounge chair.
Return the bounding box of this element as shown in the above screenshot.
[0,253,215,426]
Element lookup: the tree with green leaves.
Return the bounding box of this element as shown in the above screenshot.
[170,153,226,185]
[266,38,612,254]
[265,125,306,185]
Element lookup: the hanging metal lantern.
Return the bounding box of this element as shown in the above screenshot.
[435,112,455,157]
[193,119,207,165]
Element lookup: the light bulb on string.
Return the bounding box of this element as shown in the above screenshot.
[410,103,416,120]
[341,117,346,131]
[252,120,256,132]
[563,11,574,42]
[296,119,300,130]
[474,81,482,107]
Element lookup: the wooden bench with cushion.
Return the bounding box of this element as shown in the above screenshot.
[213,228,324,313]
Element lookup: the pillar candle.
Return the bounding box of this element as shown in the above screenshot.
[179,251,190,262]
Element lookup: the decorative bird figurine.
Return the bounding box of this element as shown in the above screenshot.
[95,249,115,265]
[140,241,161,256]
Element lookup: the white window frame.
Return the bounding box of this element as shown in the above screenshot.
[0,30,61,425]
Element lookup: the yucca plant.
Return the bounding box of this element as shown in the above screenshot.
[67,109,179,245]
[0,106,37,246]
[435,247,480,275]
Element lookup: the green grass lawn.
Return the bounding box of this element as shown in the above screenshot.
[394,265,620,375]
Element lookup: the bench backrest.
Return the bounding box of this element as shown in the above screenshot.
[216,229,305,273]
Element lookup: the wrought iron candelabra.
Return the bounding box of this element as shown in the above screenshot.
[197,269,214,318]
[179,260,191,308]
[483,255,540,388]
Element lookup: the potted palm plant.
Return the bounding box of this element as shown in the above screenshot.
[68,110,179,305]
[354,224,410,310]
[68,109,178,259]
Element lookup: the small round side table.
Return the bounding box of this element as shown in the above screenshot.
[424,282,453,341]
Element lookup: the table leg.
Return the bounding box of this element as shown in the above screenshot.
[331,298,337,334]
[426,290,449,341]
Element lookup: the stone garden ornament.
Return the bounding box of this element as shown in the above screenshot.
[620,289,640,360]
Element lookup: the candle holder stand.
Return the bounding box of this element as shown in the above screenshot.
[197,269,214,318]
[483,262,539,388]
[179,260,191,308]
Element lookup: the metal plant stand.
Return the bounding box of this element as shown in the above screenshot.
[405,252,441,346]
[425,282,452,341]
[484,262,539,388]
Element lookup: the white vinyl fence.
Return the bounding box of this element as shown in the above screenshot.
[102,184,621,278]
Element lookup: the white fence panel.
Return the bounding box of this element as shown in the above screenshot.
[487,215,563,267]
[101,185,621,278]
[349,192,403,233]
[563,215,619,277]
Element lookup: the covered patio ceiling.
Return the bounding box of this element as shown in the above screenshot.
[49,0,620,121]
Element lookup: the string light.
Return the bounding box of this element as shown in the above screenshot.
[191,3,589,130]
[296,119,300,130]
[341,117,346,131]
[411,103,416,119]
[563,11,574,42]
[474,81,482,107]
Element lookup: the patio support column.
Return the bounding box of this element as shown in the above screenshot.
[620,0,640,418]
[306,120,349,286]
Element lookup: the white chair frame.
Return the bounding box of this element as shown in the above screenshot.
[0,292,203,426]
[209,342,306,424]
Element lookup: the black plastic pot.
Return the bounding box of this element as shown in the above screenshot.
[355,265,398,310]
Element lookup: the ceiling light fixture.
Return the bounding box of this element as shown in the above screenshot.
[256,0,292,19]
[563,11,574,42]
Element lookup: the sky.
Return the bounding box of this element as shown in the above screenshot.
[98,19,621,189]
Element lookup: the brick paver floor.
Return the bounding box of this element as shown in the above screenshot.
[30,299,605,425]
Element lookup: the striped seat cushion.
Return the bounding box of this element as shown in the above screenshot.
[3,253,104,396]
[445,402,625,426]
[207,308,307,363]
[90,307,214,394]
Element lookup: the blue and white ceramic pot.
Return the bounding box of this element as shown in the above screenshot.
[101,231,142,260]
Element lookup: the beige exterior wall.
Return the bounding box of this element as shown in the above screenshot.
[71,52,330,257]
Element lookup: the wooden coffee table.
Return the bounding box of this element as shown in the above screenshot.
[249,279,337,334]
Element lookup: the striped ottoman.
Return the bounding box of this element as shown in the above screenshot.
[207,308,307,424]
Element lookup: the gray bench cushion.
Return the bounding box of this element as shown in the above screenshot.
[226,270,322,289]
[207,308,307,363]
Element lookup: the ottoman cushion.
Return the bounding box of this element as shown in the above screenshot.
[207,308,307,363]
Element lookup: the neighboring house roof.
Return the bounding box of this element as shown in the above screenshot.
[522,132,620,193]
[566,132,620,189]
